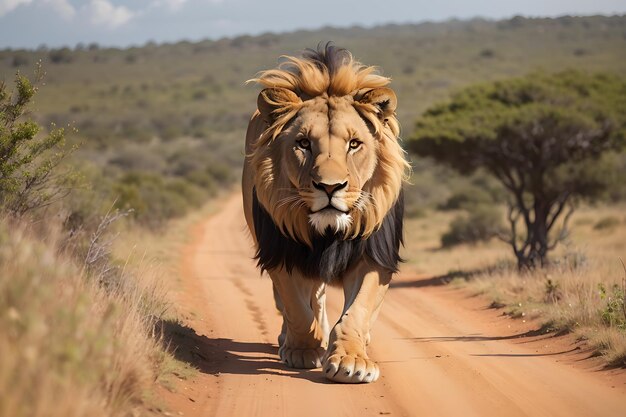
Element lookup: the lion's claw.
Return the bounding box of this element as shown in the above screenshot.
[323,353,379,383]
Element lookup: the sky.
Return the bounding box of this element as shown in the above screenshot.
[0,0,625,49]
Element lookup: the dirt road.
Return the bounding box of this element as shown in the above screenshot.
[165,192,626,417]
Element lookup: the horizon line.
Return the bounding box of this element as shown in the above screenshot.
[1,12,624,52]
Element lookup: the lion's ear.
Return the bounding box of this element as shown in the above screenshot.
[357,87,397,121]
[257,88,302,123]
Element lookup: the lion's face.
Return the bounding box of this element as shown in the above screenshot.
[276,95,379,235]
[251,86,408,245]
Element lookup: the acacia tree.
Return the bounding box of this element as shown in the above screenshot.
[409,71,625,269]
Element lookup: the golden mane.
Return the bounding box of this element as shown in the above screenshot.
[251,45,390,97]
[249,45,396,141]
[248,45,410,245]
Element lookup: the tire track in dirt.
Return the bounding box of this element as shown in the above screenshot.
[233,277,270,340]
[164,192,626,417]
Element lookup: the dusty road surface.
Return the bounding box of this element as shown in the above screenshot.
[164,192,626,417]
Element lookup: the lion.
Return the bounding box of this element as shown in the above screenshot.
[242,44,410,383]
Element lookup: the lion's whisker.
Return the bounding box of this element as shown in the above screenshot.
[276,196,303,209]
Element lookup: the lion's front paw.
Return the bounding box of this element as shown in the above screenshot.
[278,345,325,369]
[323,353,380,383]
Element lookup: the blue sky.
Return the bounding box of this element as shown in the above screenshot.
[1,0,625,49]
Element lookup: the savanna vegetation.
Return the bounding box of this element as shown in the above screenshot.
[410,71,626,269]
[405,55,626,366]
[0,71,193,417]
[404,203,626,367]
[1,14,625,227]
[0,65,76,215]
[1,14,625,416]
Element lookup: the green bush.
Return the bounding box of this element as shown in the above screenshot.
[598,283,626,330]
[0,68,76,215]
[441,205,505,247]
[113,172,206,228]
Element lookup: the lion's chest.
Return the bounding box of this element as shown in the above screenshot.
[251,189,404,282]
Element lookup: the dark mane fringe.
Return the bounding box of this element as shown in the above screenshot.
[302,43,352,77]
[252,188,404,282]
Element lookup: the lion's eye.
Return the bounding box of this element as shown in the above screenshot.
[296,138,311,150]
[349,139,362,150]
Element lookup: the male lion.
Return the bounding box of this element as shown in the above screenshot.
[242,45,409,383]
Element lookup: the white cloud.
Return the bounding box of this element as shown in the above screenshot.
[154,0,188,11]
[82,0,134,28]
[0,0,134,27]
[0,0,34,17]
[43,0,75,19]
[151,0,223,12]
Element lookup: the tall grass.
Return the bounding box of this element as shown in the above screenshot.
[0,217,171,416]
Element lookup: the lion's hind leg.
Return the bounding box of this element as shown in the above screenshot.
[272,282,288,346]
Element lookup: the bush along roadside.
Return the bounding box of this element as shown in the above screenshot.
[0,67,191,416]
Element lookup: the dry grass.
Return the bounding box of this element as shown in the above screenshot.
[404,204,626,367]
[111,196,223,302]
[0,217,174,417]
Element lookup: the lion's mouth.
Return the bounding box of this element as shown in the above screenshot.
[311,205,349,215]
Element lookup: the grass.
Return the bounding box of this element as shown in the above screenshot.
[404,204,626,367]
[0,210,203,416]
[0,190,234,416]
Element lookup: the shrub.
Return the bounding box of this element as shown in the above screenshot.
[11,53,29,68]
[593,216,620,231]
[479,48,496,58]
[48,48,74,64]
[0,68,76,215]
[438,186,494,210]
[113,172,206,228]
[598,283,626,330]
[441,205,505,247]
[109,148,166,172]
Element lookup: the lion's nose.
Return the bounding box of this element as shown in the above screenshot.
[312,180,348,197]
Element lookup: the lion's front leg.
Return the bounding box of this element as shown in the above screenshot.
[269,268,328,369]
[323,263,391,383]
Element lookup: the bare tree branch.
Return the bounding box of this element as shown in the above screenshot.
[547,202,575,250]
[546,191,572,232]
